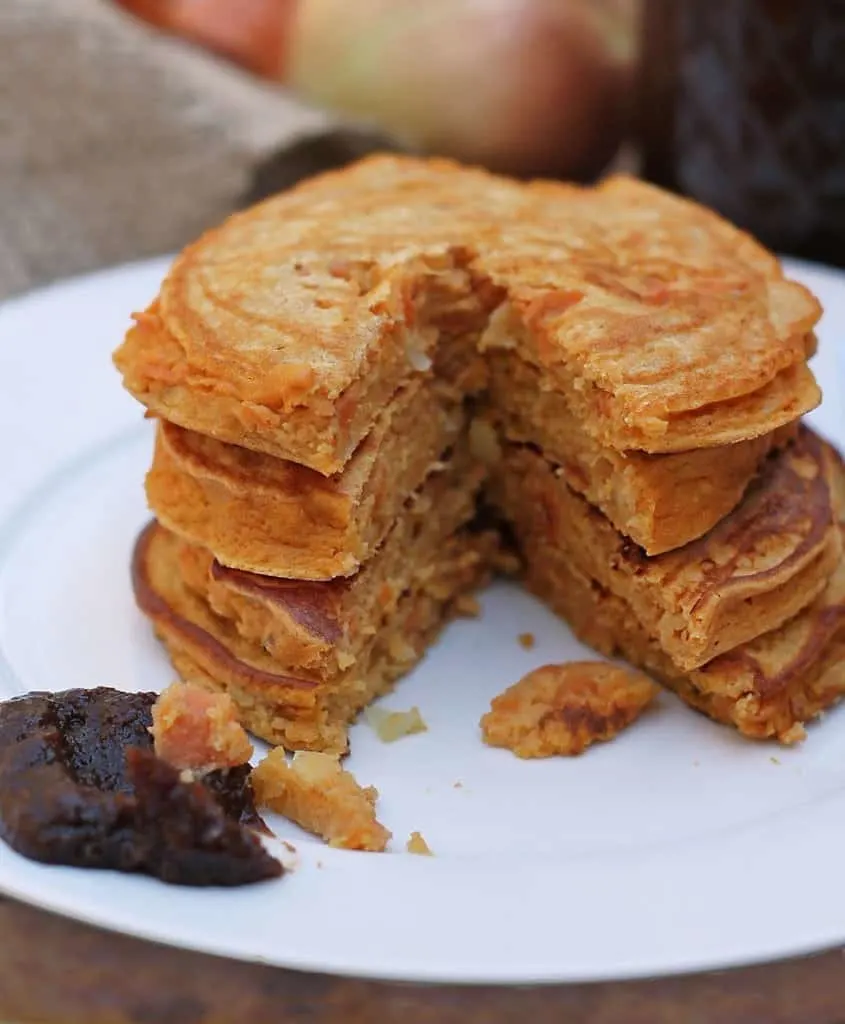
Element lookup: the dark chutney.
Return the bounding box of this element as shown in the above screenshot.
[0,687,281,886]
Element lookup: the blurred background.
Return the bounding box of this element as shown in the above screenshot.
[1,0,842,301]
[113,0,639,180]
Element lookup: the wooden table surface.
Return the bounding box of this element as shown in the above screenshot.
[2,895,845,1024]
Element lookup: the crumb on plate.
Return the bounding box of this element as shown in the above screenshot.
[251,749,391,852]
[518,632,536,650]
[364,705,428,742]
[780,723,807,746]
[406,831,433,856]
[480,662,658,758]
[151,680,253,771]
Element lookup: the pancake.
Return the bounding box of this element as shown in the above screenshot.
[485,349,797,554]
[172,441,486,677]
[493,427,843,671]
[114,155,820,473]
[524,532,845,745]
[114,159,503,475]
[132,522,495,753]
[147,372,474,580]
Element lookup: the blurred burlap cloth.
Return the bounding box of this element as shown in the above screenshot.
[0,0,391,301]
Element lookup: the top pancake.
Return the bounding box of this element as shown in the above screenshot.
[114,155,821,474]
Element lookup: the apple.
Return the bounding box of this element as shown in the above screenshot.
[290,0,636,179]
[115,0,636,180]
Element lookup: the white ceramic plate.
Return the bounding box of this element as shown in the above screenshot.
[0,257,843,985]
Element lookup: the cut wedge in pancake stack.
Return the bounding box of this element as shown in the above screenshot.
[127,313,494,753]
[114,154,843,751]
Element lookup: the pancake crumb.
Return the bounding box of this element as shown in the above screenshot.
[780,723,807,745]
[518,632,536,650]
[251,749,391,852]
[365,705,428,742]
[151,680,253,771]
[770,756,781,765]
[453,780,463,789]
[277,841,299,872]
[454,594,481,618]
[481,662,658,758]
[407,831,433,855]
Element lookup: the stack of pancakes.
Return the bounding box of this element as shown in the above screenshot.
[115,155,845,750]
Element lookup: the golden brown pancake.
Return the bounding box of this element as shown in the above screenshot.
[117,154,838,747]
[114,155,820,474]
[485,349,797,554]
[147,373,474,579]
[480,662,659,758]
[493,427,844,671]
[171,442,485,677]
[132,522,495,753]
[525,532,845,745]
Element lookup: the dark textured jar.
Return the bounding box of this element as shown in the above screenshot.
[640,1,845,266]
